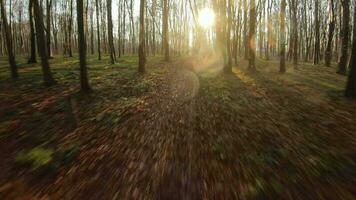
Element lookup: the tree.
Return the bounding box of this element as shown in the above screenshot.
[162,0,170,61]
[68,0,74,57]
[33,0,55,86]
[314,0,320,65]
[248,0,256,71]
[289,0,298,68]
[77,0,92,93]
[28,0,36,64]
[224,0,232,73]
[138,0,146,73]
[337,0,350,75]
[0,0,18,79]
[280,0,286,73]
[95,0,101,60]
[46,0,53,58]
[345,4,356,98]
[325,0,335,67]
[107,0,115,64]
[243,0,248,59]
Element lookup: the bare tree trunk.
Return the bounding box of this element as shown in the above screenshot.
[28,0,36,64]
[46,0,52,58]
[280,0,286,73]
[325,0,335,67]
[107,0,115,64]
[138,0,146,73]
[77,0,92,93]
[162,0,169,61]
[345,4,356,98]
[248,0,256,71]
[0,0,18,79]
[95,0,101,60]
[33,0,55,86]
[314,0,320,65]
[68,0,73,57]
[225,0,232,73]
[243,0,248,59]
[337,0,350,75]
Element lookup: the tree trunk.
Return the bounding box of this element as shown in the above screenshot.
[46,0,52,58]
[325,0,335,67]
[280,0,286,73]
[243,0,248,60]
[33,0,55,86]
[314,0,320,65]
[138,0,146,73]
[28,0,36,64]
[95,0,101,60]
[248,0,256,71]
[345,4,356,98]
[77,0,92,93]
[225,0,232,73]
[68,0,73,57]
[0,0,18,79]
[107,0,115,64]
[162,0,170,61]
[337,0,350,75]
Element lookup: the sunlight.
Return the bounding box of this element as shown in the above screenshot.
[198,8,215,28]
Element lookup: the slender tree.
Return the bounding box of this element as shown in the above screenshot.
[95,0,101,60]
[225,0,232,73]
[337,0,350,75]
[33,0,55,86]
[314,0,320,65]
[107,0,115,64]
[325,0,335,67]
[0,0,18,79]
[280,0,286,73]
[243,0,248,59]
[46,0,53,58]
[345,4,356,98]
[248,0,256,71]
[77,0,92,93]
[28,0,36,64]
[68,0,74,57]
[162,0,170,61]
[138,0,146,73]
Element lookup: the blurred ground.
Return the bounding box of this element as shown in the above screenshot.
[0,55,356,199]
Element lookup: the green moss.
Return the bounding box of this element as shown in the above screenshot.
[15,147,54,170]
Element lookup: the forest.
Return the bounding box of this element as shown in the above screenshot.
[0,0,356,199]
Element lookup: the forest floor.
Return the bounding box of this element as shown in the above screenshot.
[0,55,356,200]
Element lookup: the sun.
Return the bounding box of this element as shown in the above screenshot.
[198,8,215,28]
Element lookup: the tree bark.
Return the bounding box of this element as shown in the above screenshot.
[68,0,73,57]
[95,0,101,60]
[77,0,92,93]
[248,0,256,71]
[280,0,286,73]
[225,0,232,73]
[138,0,146,73]
[337,0,350,75]
[345,4,356,98]
[0,0,18,79]
[162,0,170,61]
[46,0,52,58]
[28,0,36,64]
[107,0,115,64]
[325,0,335,67]
[314,0,320,65]
[33,0,55,86]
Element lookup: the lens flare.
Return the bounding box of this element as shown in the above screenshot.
[198,8,215,28]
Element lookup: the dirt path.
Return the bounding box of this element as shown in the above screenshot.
[1,59,356,199]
